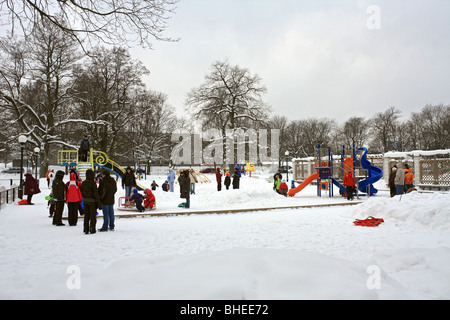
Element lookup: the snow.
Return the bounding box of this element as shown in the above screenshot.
[0,172,449,300]
[384,149,450,158]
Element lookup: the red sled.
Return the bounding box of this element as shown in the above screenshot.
[353,216,384,227]
[18,199,28,205]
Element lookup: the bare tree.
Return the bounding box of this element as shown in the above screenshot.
[337,117,370,149]
[0,0,179,51]
[0,21,80,175]
[186,60,271,131]
[369,107,402,153]
[286,118,336,158]
[409,104,450,150]
[70,46,150,157]
[186,60,271,167]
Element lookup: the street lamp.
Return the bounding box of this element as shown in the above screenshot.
[285,150,290,182]
[34,147,40,183]
[18,135,27,199]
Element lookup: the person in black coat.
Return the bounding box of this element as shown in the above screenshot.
[232,170,240,189]
[224,173,231,190]
[79,135,91,161]
[98,170,117,231]
[52,170,66,226]
[81,169,101,234]
[179,170,190,208]
[122,166,136,198]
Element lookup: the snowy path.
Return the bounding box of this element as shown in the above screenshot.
[0,175,449,299]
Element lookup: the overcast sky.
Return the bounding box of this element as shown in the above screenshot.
[131,0,450,123]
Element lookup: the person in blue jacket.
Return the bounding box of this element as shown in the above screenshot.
[130,189,145,212]
[167,169,175,192]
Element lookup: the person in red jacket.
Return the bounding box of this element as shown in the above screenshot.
[279,180,289,197]
[24,169,41,205]
[216,168,222,191]
[343,170,356,201]
[66,172,83,226]
[144,189,156,209]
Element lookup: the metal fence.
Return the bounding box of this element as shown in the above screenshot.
[0,185,20,211]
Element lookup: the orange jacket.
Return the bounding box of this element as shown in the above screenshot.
[404,169,414,185]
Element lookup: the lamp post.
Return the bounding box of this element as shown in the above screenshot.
[18,135,27,199]
[34,147,40,184]
[285,150,290,182]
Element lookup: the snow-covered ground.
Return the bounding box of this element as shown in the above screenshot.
[0,172,449,300]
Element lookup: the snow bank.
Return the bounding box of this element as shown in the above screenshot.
[348,191,450,231]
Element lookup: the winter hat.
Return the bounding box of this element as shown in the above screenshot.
[133,189,138,194]
[27,168,32,174]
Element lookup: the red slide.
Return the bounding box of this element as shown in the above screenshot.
[288,173,319,197]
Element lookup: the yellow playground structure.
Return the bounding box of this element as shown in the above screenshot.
[57,149,146,190]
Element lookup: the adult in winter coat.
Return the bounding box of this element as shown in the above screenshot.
[65,172,83,226]
[98,170,117,231]
[122,167,136,198]
[232,170,240,189]
[79,135,91,161]
[81,169,101,234]
[189,169,198,194]
[24,169,41,205]
[394,163,405,196]
[167,169,175,192]
[343,170,356,201]
[52,170,66,226]
[388,166,397,197]
[179,170,191,208]
[224,173,231,190]
[216,168,222,191]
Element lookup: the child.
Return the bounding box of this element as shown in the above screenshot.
[343,170,356,201]
[162,180,169,192]
[279,180,288,196]
[130,189,145,212]
[47,192,55,218]
[274,177,282,193]
[151,180,159,191]
[144,189,156,209]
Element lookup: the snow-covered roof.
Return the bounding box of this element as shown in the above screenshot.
[384,149,450,158]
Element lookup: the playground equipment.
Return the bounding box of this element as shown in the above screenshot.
[57,148,146,190]
[288,144,383,198]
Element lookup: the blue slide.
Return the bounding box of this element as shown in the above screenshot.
[357,147,383,196]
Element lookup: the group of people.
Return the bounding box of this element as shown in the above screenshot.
[273,170,289,196]
[215,168,241,191]
[388,163,415,197]
[49,168,117,234]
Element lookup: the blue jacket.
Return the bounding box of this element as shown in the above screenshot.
[167,170,175,182]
